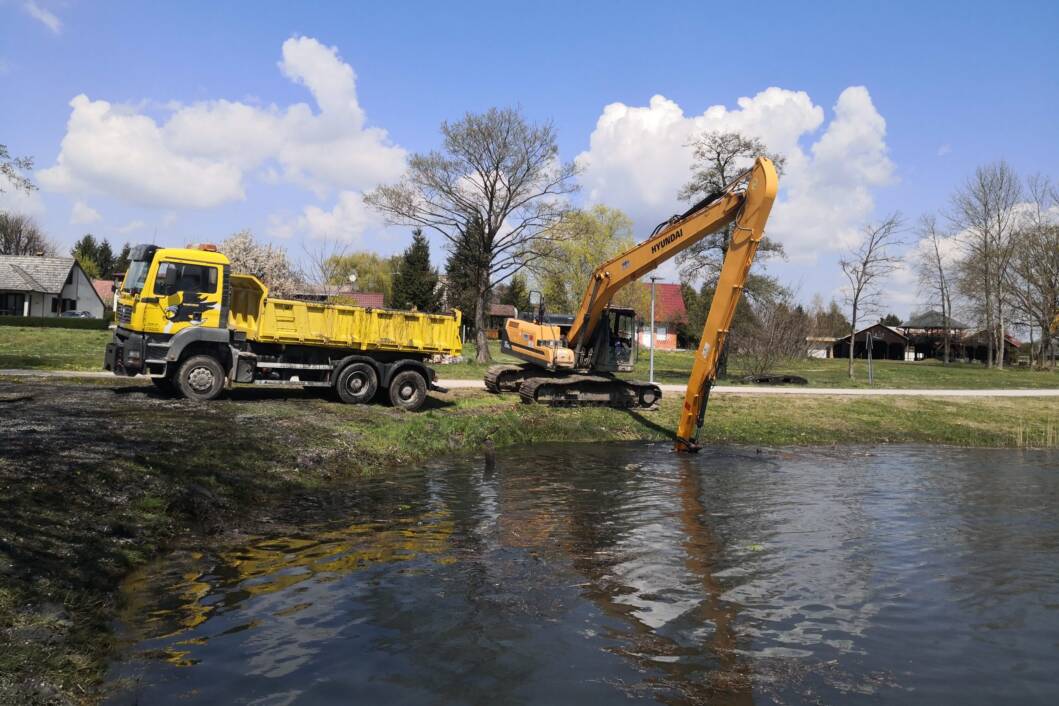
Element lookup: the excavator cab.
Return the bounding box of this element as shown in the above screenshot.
[586,306,637,373]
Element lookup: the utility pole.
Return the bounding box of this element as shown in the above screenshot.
[649,276,661,383]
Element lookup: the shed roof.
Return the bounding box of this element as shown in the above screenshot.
[489,303,517,318]
[901,310,970,330]
[0,255,75,294]
[834,322,909,344]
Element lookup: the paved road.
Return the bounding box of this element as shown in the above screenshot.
[5,368,1059,397]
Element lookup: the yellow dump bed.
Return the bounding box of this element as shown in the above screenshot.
[228,274,461,355]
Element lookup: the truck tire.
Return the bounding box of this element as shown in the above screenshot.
[388,370,427,411]
[176,355,225,402]
[336,362,378,404]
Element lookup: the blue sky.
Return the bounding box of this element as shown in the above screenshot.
[2,1,1057,315]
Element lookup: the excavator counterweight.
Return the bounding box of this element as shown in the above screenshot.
[484,157,779,450]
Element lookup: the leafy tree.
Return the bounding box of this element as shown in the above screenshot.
[391,228,440,311]
[0,144,35,193]
[367,107,579,363]
[71,234,102,279]
[326,251,399,304]
[0,212,54,256]
[444,212,490,319]
[533,205,636,313]
[498,272,531,313]
[879,313,902,326]
[113,242,132,274]
[808,295,851,338]
[221,230,304,296]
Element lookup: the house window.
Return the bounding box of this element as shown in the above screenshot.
[51,297,58,313]
[655,325,668,338]
[62,298,77,312]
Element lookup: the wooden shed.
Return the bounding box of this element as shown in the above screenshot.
[832,323,909,361]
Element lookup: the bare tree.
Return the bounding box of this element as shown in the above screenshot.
[677,131,786,281]
[366,107,578,363]
[915,214,956,363]
[840,213,904,378]
[1,144,35,193]
[738,289,810,377]
[949,161,1022,368]
[302,238,351,301]
[1006,175,1059,368]
[0,212,55,256]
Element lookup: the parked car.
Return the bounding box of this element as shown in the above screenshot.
[60,310,94,318]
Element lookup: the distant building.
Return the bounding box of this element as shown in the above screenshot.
[636,283,687,351]
[898,311,970,361]
[832,323,911,361]
[486,303,518,339]
[289,284,385,308]
[806,336,837,359]
[0,255,105,318]
[93,279,116,309]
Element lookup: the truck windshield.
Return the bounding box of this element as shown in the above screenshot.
[123,260,151,294]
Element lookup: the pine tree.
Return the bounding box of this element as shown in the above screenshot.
[114,243,132,274]
[71,234,101,278]
[499,272,531,313]
[391,229,440,311]
[445,215,489,318]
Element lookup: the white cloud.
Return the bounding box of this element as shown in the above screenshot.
[39,37,406,209]
[116,219,147,235]
[576,86,894,260]
[23,1,61,34]
[70,200,101,224]
[0,174,45,217]
[937,143,952,157]
[268,190,383,243]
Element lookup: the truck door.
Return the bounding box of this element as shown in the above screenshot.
[144,260,223,335]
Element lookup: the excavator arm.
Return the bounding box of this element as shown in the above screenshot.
[675,159,778,450]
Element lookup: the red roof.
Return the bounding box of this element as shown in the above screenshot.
[349,292,385,308]
[653,283,686,323]
[92,278,114,305]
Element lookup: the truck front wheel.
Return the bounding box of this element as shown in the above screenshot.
[336,362,378,404]
[176,355,225,402]
[388,370,427,411]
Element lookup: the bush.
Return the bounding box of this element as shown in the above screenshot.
[0,316,110,330]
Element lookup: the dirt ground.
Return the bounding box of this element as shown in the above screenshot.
[0,378,438,705]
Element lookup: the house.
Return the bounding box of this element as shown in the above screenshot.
[898,311,970,361]
[0,255,106,318]
[832,323,910,361]
[485,303,518,339]
[93,279,116,310]
[289,284,385,308]
[636,283,687,351]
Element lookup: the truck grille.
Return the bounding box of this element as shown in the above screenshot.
[117,303,133,325]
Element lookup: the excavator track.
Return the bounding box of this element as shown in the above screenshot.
[484,364,536,393]
[519,374,661,409]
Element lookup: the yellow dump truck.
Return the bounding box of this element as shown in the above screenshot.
[104,244,461,410]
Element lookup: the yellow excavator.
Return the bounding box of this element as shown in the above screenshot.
[484,156,779,451]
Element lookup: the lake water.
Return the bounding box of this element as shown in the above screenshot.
[104,443,1059,705]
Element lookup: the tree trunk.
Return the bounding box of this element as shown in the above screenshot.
[474,286,492,364]
[996,311,1005,369]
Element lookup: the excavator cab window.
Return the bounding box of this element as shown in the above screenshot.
[601,307,636,372]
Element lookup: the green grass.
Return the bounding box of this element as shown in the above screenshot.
[442,340,1059,389]
[0,326,111,370]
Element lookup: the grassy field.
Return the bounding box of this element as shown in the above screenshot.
[2,376,1058,702]
[2,325,1058,390]
[444,340,1059,389]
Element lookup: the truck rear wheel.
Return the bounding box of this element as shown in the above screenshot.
[336,362,378,404]
[176,355,225,402]
[388,370,427,411]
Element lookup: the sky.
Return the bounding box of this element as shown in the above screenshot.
[2,0,1057,316]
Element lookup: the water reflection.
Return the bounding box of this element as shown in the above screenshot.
[107,444,1059,705]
